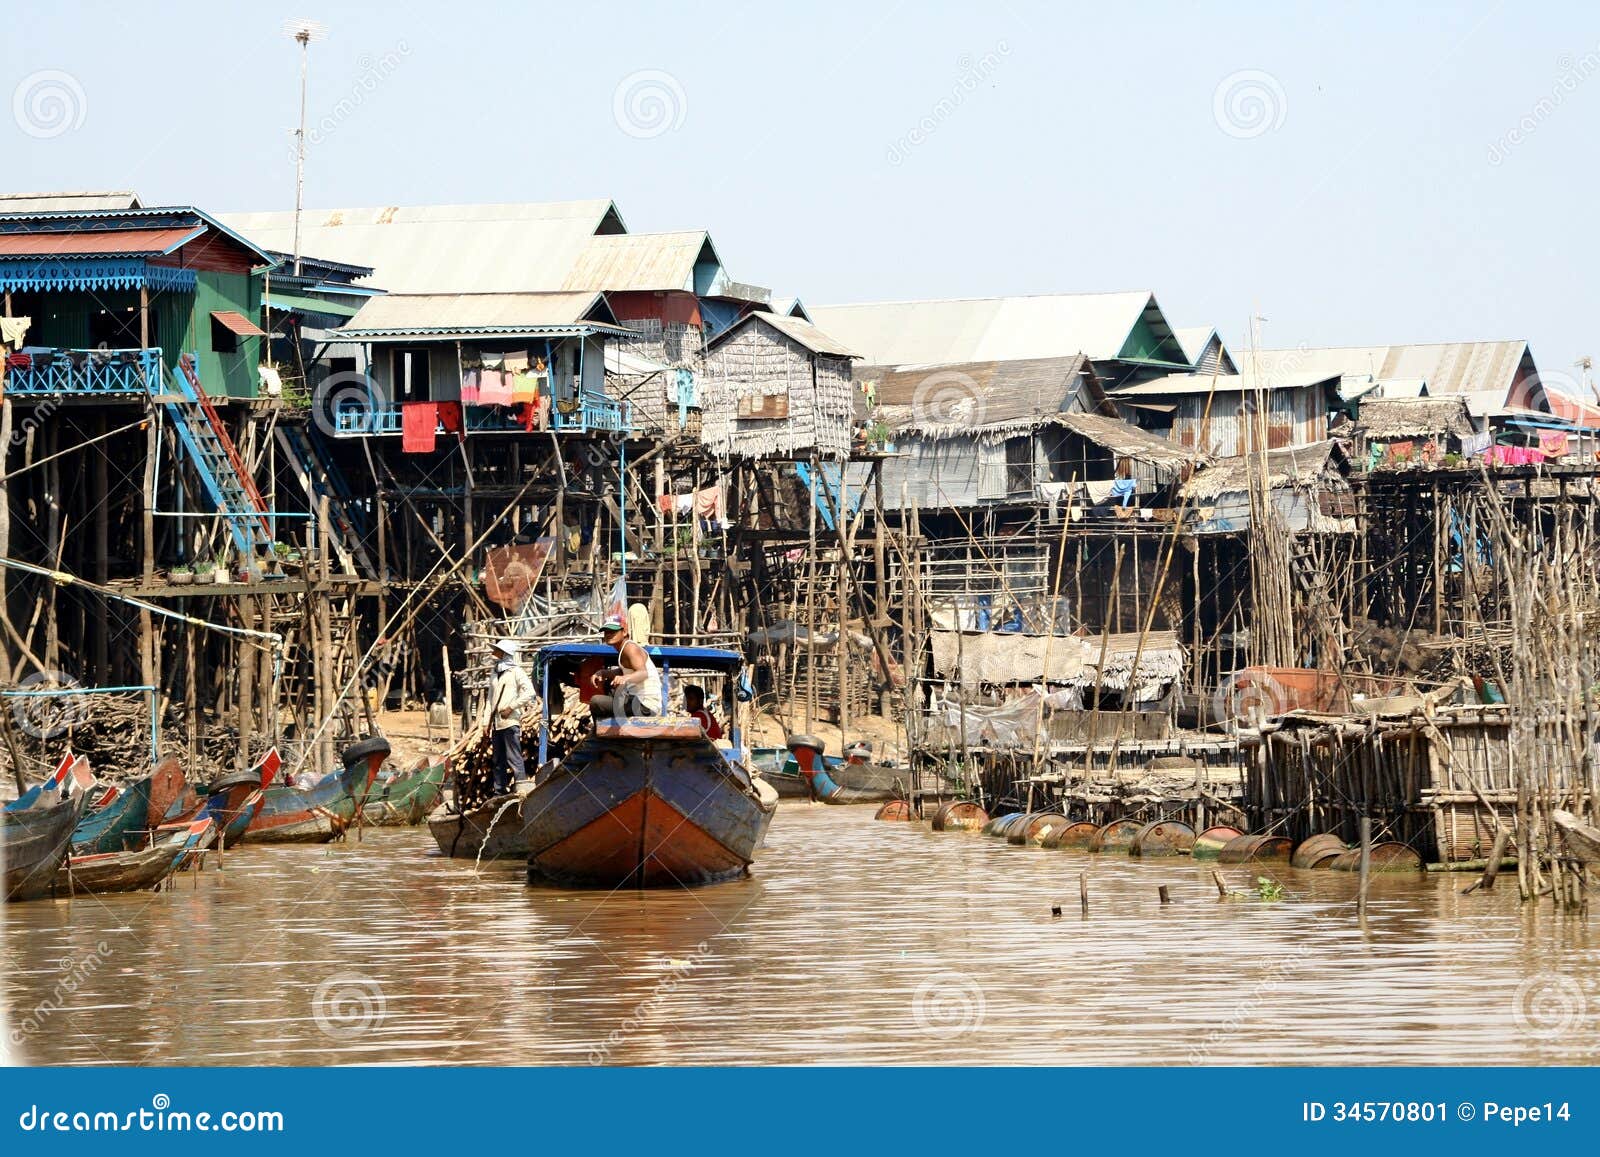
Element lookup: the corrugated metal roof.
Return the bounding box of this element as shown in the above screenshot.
[561,231,710,293]
[1172,327,1219,364]
[219,200,623,294]
[810,292,1163,367]
[1112,368,1340,396]
[0,225,201,259]
[1243,341,1535,403]
[210,310,266,337]
[0,191,141,212]
[338,291,619,338]
[708,311,856,358]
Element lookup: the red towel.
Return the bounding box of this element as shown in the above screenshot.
[401,403,437,453]
[437,402,463,436]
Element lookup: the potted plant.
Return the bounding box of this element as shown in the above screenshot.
[211,555,230,585]
[866,417,893,452]
[170,564,194,586]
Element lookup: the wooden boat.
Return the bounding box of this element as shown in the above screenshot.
[359,759,449,826]
[54,819,215,896]
[6,751,79,814]
[165,750,277,845]
[785,735,896,803]
[245,738,388,844]
[4,778,92,902]
[427,786,535,859]
[1552,810,1600,866]
[70,757,189,855]
[475,644,777,886]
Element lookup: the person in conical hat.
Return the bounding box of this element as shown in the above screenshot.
[488,638,534,792]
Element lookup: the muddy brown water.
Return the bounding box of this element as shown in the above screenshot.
[4,806,1597,1065]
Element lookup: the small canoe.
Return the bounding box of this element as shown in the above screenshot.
[358,759,450,826]
[930,800,989,832]
[1088,818,1142,853]
[1192,825,1245,860]
[55,819,215,895]
[426,789,532,859]
[785,735,897,804]
[1552,810,1600,866]
[1040,821,1099,850]
[1129,820,1196,857]
[1217,834,1294,864]
[5,752,80,814]
[4,790,91,901]
[246,739,386,844]
[1325,842,1423,873]
[1290,833,1348,870]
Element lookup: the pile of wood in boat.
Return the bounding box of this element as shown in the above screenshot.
[452,702,591,810]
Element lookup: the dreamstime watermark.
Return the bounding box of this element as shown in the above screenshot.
[1512,973,1589,1040]
[1188,937,1314,1062]
[8,941,113,1047]
[311,971,386,1039]
[1212,69,1286,140]
[1488,47,1600,166]
[909,369,985,430]
[910,970,986,1036]
[613,70,687,139]
[310,370,390,438]
[12,69,86,139]
[292,42,411,160]
[886,42,1010,165]
[9,670,91,741]
[588,942,711,1062]
[1211,668,1289,728]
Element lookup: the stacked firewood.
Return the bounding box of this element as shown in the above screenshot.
[451,701,593,810]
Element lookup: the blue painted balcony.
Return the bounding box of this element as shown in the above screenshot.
[3,347,163,396]
[329,391,630,438]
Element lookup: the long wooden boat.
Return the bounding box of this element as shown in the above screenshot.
[165,750,278,846]
[54,819,215,896]
[6,752,79,814]
[245,738,389,844]
[432,644,777,885]
[361,759,449,826]
[4,789,91,901]
[70,758,190,855]
[1552,810,1600,866]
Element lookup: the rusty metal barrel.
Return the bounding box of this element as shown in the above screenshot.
[1290,832,1348,870]
[1129,820,1196,857]
[1017,813,1069,846]
[1326,842,1423,873]
[1005,813,1047,845]
[1088,818,1142,853]
[1192,825,1244,860]
[1217,833,1293,864]
[873,800,916,822]
[930,800,989,832]
[1041,821,1100,850]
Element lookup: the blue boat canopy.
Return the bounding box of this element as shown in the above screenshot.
[533,642,744,675]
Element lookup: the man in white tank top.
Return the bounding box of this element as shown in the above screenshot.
[590,618,662,721]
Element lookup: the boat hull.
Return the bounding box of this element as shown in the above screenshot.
[519,732,777,887]
[4,794,88,901]
[426,792,533,860]
[56,837,183,895]
[70,777,152,855]
[1553,809,1600,866]
[362,761,449,826]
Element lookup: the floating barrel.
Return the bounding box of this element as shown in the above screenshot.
[1129,820,1196,857]
[930,800,990,832]
[1017,814,1068,847]
[1006,813,1047,845]
[1088,818,1142,853]
[981,812,1021,837]
[873,800,916,822]
[992,813,1031,840]
[1325,843,1423,873]
[1290,833,1348,870]
[1041,821,1100,850]
[1192,825,1244,860]
[1217,834,1294,864]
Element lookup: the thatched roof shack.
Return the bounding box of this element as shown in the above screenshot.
[859,356,1206,509]
[1179,440,1354,534]
[1351,395,1480,468]
[698,312,857,460]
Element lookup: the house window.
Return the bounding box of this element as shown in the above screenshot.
[390,347,432,401]
[211,314,238,353]
[1005,436,1034,495]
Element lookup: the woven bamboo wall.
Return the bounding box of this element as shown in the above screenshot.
[700,326,851,459]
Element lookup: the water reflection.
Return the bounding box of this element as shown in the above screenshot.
[4,807,1597,1065]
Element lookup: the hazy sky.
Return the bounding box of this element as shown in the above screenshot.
[7,1,1598,391]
